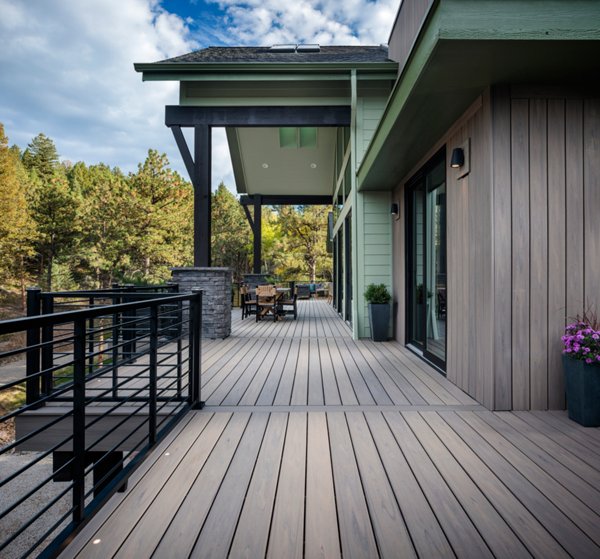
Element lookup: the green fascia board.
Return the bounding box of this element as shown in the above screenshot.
[134,62,398,81]
[357,0,600,190]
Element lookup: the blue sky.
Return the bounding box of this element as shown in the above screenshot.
[0,0,398,189]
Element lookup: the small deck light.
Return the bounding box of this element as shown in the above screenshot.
[450,148,464,168]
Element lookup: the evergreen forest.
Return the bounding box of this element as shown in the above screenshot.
[0,124,332,311]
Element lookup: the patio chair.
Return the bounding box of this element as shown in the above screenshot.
[279,292,298,320]
[240,286,257,320]
[296,284,310,299]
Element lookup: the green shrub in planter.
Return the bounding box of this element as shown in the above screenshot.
[364,284,391,341]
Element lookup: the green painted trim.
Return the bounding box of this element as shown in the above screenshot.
[333,197,352,237]
[142,71,397,83]
[357,7,442,189]
[135,62,398,81]
[358,0,600,189]
[350,70,359,340]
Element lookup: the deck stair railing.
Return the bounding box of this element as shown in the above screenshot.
[0,288,202,558]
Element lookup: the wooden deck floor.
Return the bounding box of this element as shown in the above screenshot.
[61,301,600,559]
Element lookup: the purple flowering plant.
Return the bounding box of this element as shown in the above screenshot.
[562,309,600,366]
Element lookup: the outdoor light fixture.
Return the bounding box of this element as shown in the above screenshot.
[310,162,317,169]
[450,139,470,179]
[261,163,269,169]
[391,203,399,216]
[450,148,464,168]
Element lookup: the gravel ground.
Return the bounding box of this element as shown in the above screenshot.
[0,452,73,558]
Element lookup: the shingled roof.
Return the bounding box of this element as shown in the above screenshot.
[155,45,391,65]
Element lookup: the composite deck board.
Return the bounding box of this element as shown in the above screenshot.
[61,301,600,559]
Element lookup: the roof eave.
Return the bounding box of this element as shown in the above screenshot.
[134,61,398,81]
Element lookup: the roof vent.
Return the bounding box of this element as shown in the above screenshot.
[296,44,320,53]
[270,44,297,53]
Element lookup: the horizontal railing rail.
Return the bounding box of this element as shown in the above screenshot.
[0,289,202,559]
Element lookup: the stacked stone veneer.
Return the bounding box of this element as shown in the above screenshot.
[171,267,232,339]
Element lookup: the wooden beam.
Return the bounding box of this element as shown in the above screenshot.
[240,195,332,206]
[242,204,254,230]
[166,105,351,127]
[171,126,195,180]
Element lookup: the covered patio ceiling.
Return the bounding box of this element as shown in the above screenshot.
[226,127,337,196]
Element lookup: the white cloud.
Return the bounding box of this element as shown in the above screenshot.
[0,0,215,182]
[0,0,400,194]
[210,0,398,45]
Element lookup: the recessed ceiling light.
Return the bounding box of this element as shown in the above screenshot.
[262,163,269,169]
[310,163,317,169]
[164,452,170,456]
[93,539,102,545]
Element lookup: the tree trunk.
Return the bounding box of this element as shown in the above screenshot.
[47,253,53,291]
[20,256,26,311]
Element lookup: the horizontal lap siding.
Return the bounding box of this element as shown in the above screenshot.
[492,89,598,410]
[356,95,391,338]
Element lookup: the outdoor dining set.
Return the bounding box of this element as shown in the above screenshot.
[240,284,298,321]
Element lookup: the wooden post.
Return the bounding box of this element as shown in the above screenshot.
[194,125,211,267]
[253,194,262,274]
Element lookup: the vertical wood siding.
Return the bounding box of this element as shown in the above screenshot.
[492,89,599,410]
[393,90,600,411]
[446,100,494,409]
[387,0,435,77]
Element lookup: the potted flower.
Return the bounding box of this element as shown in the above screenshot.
[561,312,600,427]
[364,283,391,342]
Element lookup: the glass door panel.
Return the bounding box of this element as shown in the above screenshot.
[406,151,446,370]
[425,164,446,364]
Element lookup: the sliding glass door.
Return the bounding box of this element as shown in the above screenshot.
[406,150,446,369]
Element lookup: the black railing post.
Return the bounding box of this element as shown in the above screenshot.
[87,296,95,375]
[189,290,203,409]
[25,287,41,406]
[40,295,54,396]
[72,317,87,524]
[123,284,135,360]
[176,300,183,398]
[111,285,120,399]
[148,305,158,446]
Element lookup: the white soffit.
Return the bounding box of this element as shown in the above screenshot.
[234,127,336,196]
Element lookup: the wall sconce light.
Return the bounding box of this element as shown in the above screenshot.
[450,148,464,168]
[391,203,399,217]
[450,139,470,179]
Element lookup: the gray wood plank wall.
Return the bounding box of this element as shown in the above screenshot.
[492,88,600,410]
[393,88,600,411]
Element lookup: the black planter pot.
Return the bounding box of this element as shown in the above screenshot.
[563,355,600,427]
[368,303,390,342]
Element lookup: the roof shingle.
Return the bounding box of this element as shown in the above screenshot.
[155,45,391,65]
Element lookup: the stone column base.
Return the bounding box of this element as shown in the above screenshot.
[171,267,232,339]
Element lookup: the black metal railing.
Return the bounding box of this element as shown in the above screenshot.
[0,289,202,558]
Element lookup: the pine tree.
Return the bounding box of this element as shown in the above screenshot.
[22,133,59,183]
[0,124,36,301]
[211,183,252,281]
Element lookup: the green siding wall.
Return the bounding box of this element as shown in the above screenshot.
[356,192,393,338]
[354,94,392,338]
[356,96,388,168]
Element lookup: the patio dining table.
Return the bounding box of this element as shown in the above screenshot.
[256,287,290,321]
